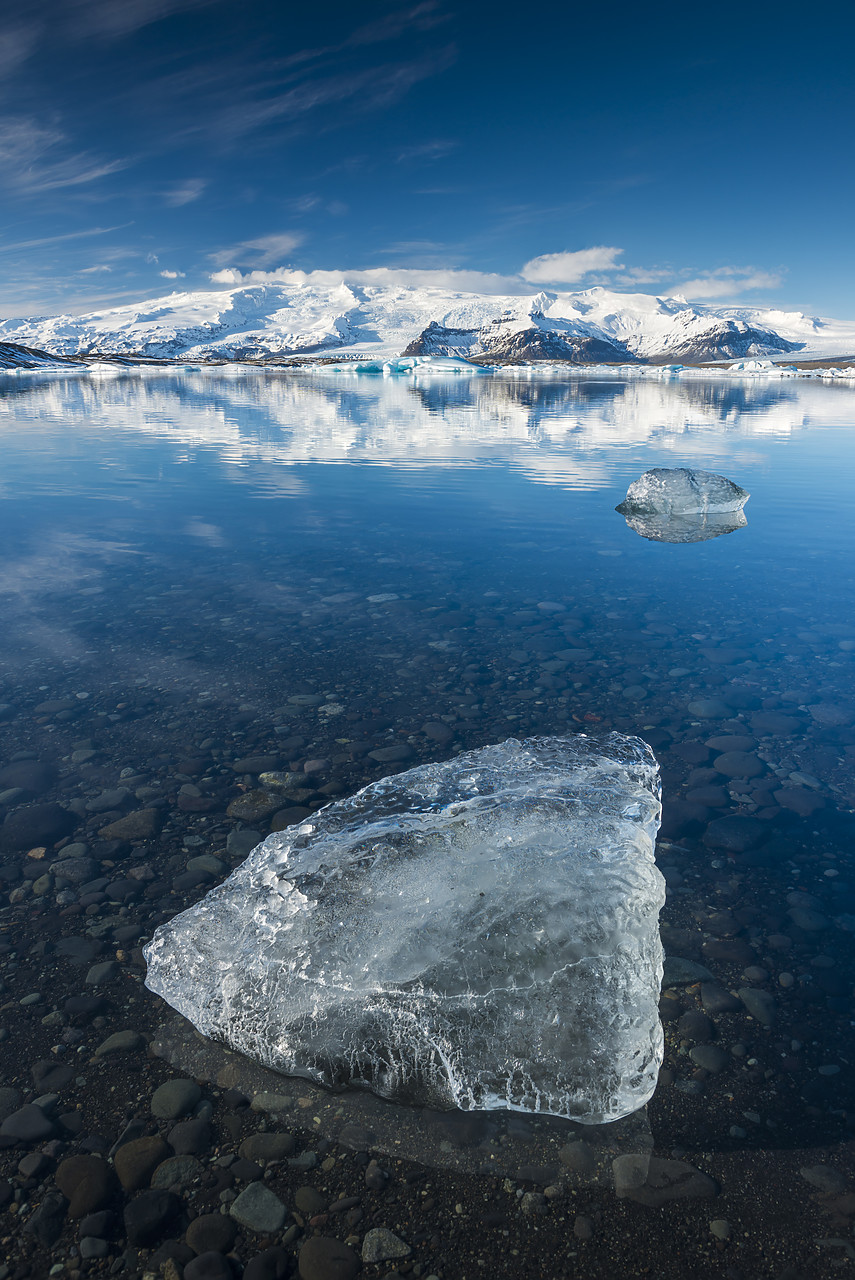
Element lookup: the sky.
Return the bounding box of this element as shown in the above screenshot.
[1,0,853,319]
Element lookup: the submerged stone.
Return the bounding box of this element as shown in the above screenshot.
[145,734,664,1124]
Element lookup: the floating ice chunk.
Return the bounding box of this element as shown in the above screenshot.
[619,508,748,544]
[616,467,749,518]
[144,733,664,1124]
[320,354,478,376]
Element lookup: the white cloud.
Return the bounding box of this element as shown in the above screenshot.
[0,114,127,194]
[521,247,624,284]
[79,264,112,274]
[162,178,206,206]
[160,269,185,278]
[614,267,674,286]
[0,223,129,254]
[209,232,304,269]
[679,269,783,299]
[209,265,528,293]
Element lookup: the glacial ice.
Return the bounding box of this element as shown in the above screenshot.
[619,507,748,544]
[616,467,749,518]
[144,733,665,1124]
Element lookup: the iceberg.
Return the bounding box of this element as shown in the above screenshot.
[144,733,665,1124]
[616,467,749,518]
[619,507,748,544]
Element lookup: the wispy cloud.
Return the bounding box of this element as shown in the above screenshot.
[0,223,131,254]
[678,268,783,299]
[0,21,44,76]
[161,178,206,206]
[396,138,457,163]
[160,268,185,278]
[209,232,304,269]
[79,264,112,274]
[521,247,625,284]
[0,114,128,195]
[38,0,221,40]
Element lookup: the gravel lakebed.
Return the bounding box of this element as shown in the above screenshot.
[1,579,855,1280]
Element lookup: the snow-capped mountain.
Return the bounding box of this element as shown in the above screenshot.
[2,283,853,365]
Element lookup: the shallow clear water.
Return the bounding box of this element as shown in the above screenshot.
[2,368,855,1263]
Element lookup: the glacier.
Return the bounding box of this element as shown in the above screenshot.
[144,733,664,1124]
[3,280,854,366]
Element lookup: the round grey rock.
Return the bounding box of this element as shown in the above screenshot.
[229,1182,287,1233]
[151,1078,201,1121]
[361,1227,411,1263]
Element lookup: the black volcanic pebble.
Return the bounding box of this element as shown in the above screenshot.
[185,1253,235,1280]
[123,1189,182,1245]
[702,815,767,853]
[24,1192,68,1246]
[186,1213,238,1255]
[168,1117,212,1155]
[0,761,56,796]
[244,1247,291,1280]
[676,1011,715,1043]
[0,802,77,851]
[298,1236,361,1280]
[1,1105,57,1143]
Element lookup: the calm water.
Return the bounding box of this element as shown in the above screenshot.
[2,367,855,1271]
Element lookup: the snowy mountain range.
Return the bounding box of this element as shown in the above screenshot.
[2,282,854,366]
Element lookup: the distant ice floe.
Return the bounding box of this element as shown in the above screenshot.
[318,354,480,376]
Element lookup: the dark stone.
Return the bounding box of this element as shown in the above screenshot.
[185,1253,235,1280]
[123,1189,182,1246]
[114,1136,171,1192]
[23,1191,68,1246]
[0,802,77,851]
[244,1246,292,1280]
[64,994,105,1018]
[703,815,767,853]
[99,809,162,841]
[55,1155,116,1217]
[700,983,742,1015]
[659,800,709,838]
[186,1213,238,1255]
[0,1104,56,1143]
[31,1061,74,1092]
[422,722,454,744]
[168,1117,212,1155]
[79,1209,114,1238]
[298,1236,361,1280]
[702,938,756,966]
[0,761,56,797]
[238,1133,295,1163]
[676,1011,715,1043]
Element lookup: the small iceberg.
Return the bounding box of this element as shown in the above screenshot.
[616,467,749,517]
[616,468,749,543]
[144,734,664,1124]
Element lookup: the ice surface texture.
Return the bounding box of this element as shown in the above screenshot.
[144,733,665,1123]
[616,467,749,518]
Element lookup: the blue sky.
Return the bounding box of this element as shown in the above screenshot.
[2,0,853,318]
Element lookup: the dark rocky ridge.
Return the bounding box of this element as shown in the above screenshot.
[647,321,803,364]
[404,317,802,365]
[0,341,83,369]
